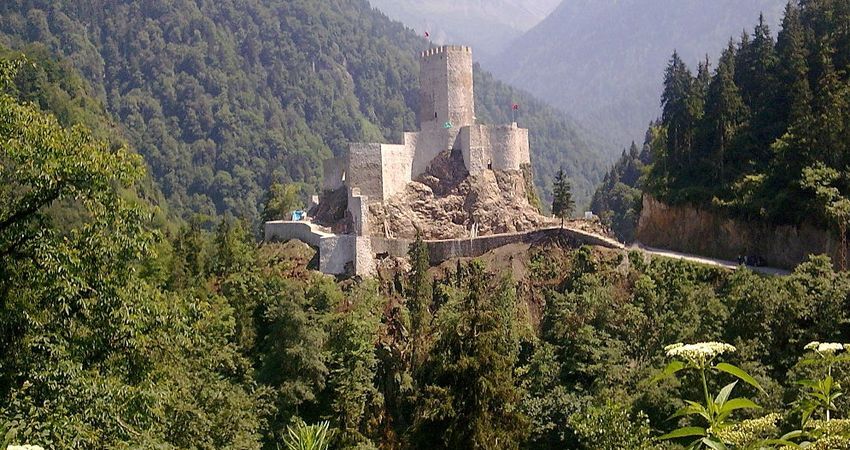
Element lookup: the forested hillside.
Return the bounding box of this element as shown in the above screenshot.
[648,1,850,229]
[487,0,786,149]
[593,1,850,244]
[4,45,850,449]
[0,0,606,221]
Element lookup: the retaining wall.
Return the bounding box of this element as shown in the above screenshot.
[373,227,620,265]
[264,221,356,275]
[636,195,840,270]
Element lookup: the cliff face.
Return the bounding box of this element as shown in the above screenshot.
[636,195,840,269]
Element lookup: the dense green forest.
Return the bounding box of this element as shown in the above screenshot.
[593,0,850,242]
[3,48,850,448]
[5,1,850,449]
[0,0,607,221]
[650,1,850,226]
[589,136,652,241]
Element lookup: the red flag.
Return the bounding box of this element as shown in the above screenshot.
[512,104,519,110]
[425,31,430,38]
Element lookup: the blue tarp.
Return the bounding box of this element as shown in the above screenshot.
[291,210,305,221]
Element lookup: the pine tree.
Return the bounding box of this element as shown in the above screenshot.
[407,231,432,369]
[777,1,814,127]
[702,41,748,182]
[551,168,575,228]
[661,52,697,175]
[740,15,781,163]
[413,262,529,449]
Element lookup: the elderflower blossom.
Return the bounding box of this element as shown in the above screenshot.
[709,413,781,447]
[7,446,45,450]
[804,341,849,355]
[665,342,736,367]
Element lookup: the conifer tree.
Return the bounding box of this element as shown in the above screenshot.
[661,52,696,174]
[777,1,813,128]
[702,41,748,182]
[407,231,432,369]
[739,15,781,163]
[551,168,575,228]
[413,262,529,449]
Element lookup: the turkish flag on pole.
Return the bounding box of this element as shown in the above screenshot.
[425,31,430,38]
[512,104,519,110]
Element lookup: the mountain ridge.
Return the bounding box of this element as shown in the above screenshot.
[486,0,788,148]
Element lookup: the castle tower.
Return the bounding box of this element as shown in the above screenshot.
[419,46,475,130]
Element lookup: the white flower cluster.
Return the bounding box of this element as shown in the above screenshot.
[7,446,45,450]
[665,342,736,367]
[804,341,850,355]
[709,413,781,447]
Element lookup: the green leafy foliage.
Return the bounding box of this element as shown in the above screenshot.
[282,420,334,450]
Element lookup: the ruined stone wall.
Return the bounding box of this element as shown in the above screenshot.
[460,123,530,175]
[347,143,383,200]
[346,188,370,235]
[636,195,840,269]
[264,221,330,247]
[419,46,474,136]
[322,157,346,192]
[263,221,374,276]
[380,142,413,200]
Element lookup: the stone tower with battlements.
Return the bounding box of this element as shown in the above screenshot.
[419,46,475,133]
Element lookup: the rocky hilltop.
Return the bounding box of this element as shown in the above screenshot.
[370,150,552,240]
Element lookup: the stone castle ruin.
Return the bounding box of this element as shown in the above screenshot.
[266,45,560,276]
[322,45,531,203]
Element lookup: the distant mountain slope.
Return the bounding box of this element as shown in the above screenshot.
[368,0,560,58]
[0,0,608,220]
[487,0,787,148]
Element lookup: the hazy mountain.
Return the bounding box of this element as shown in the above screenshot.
[487,0,787,148]
[368,0,561,59]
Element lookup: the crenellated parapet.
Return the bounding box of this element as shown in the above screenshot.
[419,45,473,59]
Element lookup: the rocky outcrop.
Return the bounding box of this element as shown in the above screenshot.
[636,194,840,269]
[369,150,553,240]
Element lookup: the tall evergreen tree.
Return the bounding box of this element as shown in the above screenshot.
[777,1,814,128]
[413,262,529,449]
[738,15,782,165]
[702,41,748,183]
[552,168,576,227]
[661,52,697,175]
[407,231,432,370]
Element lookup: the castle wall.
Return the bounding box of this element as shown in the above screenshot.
[347,143,384,200]
[489,124,530,171]
[380,142,414,200]
[322,157,346,192]
[371,227,622,264]
[460,123,530,175]
[411,123,456,177]
[263,221,375,276]
[347,188,370,235]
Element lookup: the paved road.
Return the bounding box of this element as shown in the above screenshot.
[560,225,791,276]
[630,242,791,276]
